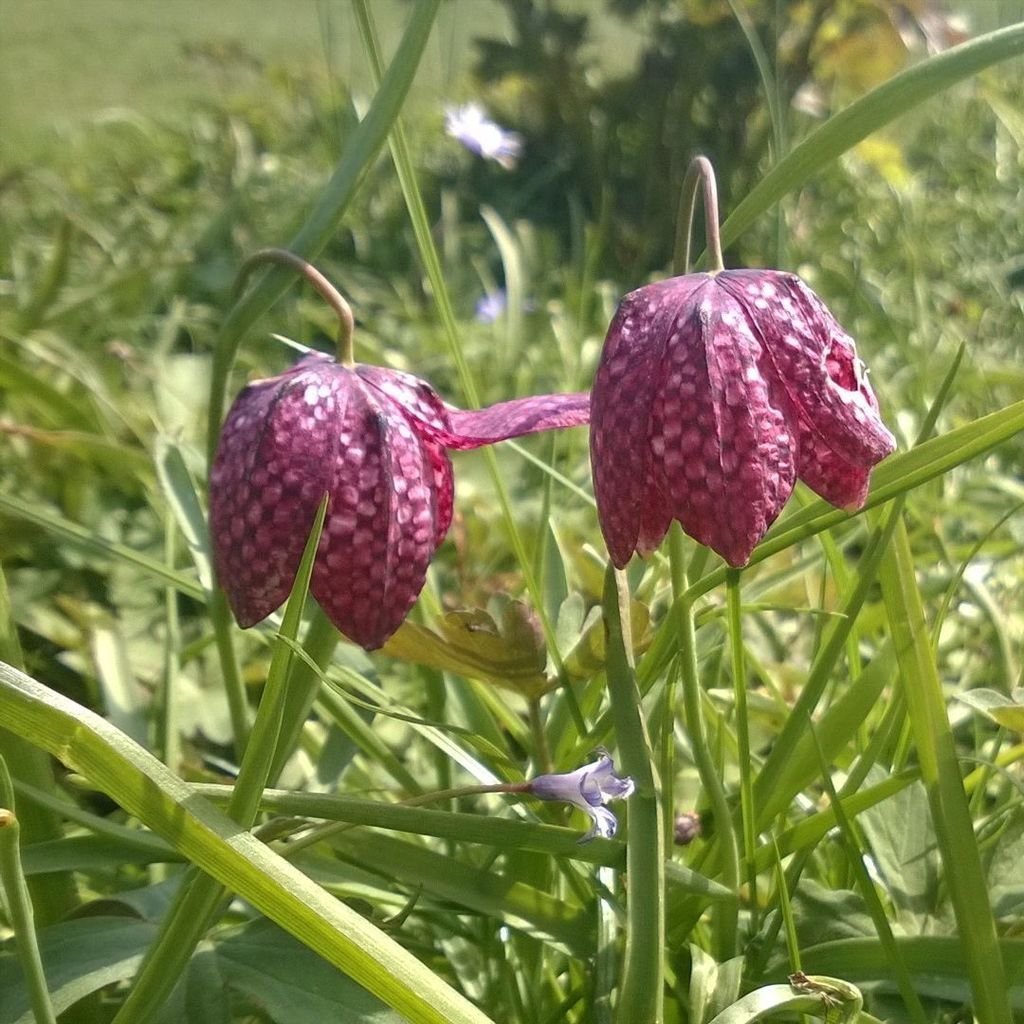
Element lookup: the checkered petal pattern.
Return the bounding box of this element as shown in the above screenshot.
[211,354,589,649]
[590,270,896,568]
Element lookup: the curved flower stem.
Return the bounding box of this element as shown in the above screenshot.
[603,565,664,1024]
[234,248,356,367]
[672,156,725,275]
[667,523,739,960]
[0,757,58,1024]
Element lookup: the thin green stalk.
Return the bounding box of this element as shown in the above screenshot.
[603,565,664,1024]
[528,699,554,775]
[202,0,441,760]
[878,518,1011,1023]
[269,606,339,783]
[159,515,181,772]
[353,1,585,735]
[113,500,328,1024]
[809,720,928,1024]
[726,570,758,933]
[0,563,77,925]
[0,757,58,1024]
[668,524,739,959]
[672,156,725,275]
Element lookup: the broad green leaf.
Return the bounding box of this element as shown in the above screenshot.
[956,688,1024,733]
[720,22,1024,248]
[0,663,493,1024]
[382,600,547,698]
[858,775,942,931]
[214,918,405,1024]
[0,917,156,1024]
[986,809,1024,920]
[799,937,1024,1010]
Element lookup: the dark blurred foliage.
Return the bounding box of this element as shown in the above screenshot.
[453,0,964,279]
[460,0,825,277]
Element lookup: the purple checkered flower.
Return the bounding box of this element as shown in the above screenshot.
[530,752,634,841]
[210,353,588,650]
[590,270,896,568]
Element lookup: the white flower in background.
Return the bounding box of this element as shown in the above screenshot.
[444,102,523,170]
[475,289,507,323]
[529,751,634,841]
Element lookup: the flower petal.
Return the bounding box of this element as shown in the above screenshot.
[210,365,348,627]
[720,271,895,468]
[591,279,704,567]
[444,393,590,450]
[582,806,620,841]
[312,384,438,649]
[794,418,872,509]
[651,284,797,567]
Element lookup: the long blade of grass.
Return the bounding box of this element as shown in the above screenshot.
[0,661,494,1024]
[878,518,1012,1023]
[718,22,1024,249]
[205,0,441,453]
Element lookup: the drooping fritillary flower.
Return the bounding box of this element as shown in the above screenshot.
[210,351,588,650]
[529,751,634,841]
[590,269,897,568]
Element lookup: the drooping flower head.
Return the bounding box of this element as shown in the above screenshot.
[590,269,896,568]
[444,102,523,170]
[210,251,588,649]
[529,751,635,841]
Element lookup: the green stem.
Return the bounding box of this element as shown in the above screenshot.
[878,518,1012,1023]
[0,563,77,924]
[269,606,339,783]
[528,699,554,775]
[727,569,758,934]
[673,156,725,275]
[668,524,739,960]
[233,249,356,366]
[113,500,328,1024]
[602,565,664,1024]
[0,757,58,1024]
[353,0,585,735]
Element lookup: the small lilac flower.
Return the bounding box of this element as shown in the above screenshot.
[210,352,588,650]
[590,270,897,568]
[445,102,523,170]
[529,752,634,841]
[475,290,507,324]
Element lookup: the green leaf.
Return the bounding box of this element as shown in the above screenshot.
[154,436,213,592]
[956,688,1024,733]
[986,809,1024,919]
[382,600,547,699]
[857,775,942,931]
[0,917,156,1024]
[215,918,405,1024]
[720,22,1024,249]
[0,663,494,1024]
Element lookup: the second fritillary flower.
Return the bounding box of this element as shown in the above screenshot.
[590,269,896,568]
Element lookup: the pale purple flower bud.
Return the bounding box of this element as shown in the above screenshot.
[210,353,588,650]
[529,751,634,841]
[444,102,523,170]
[475,290,507,324]
[590,270,897,568]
